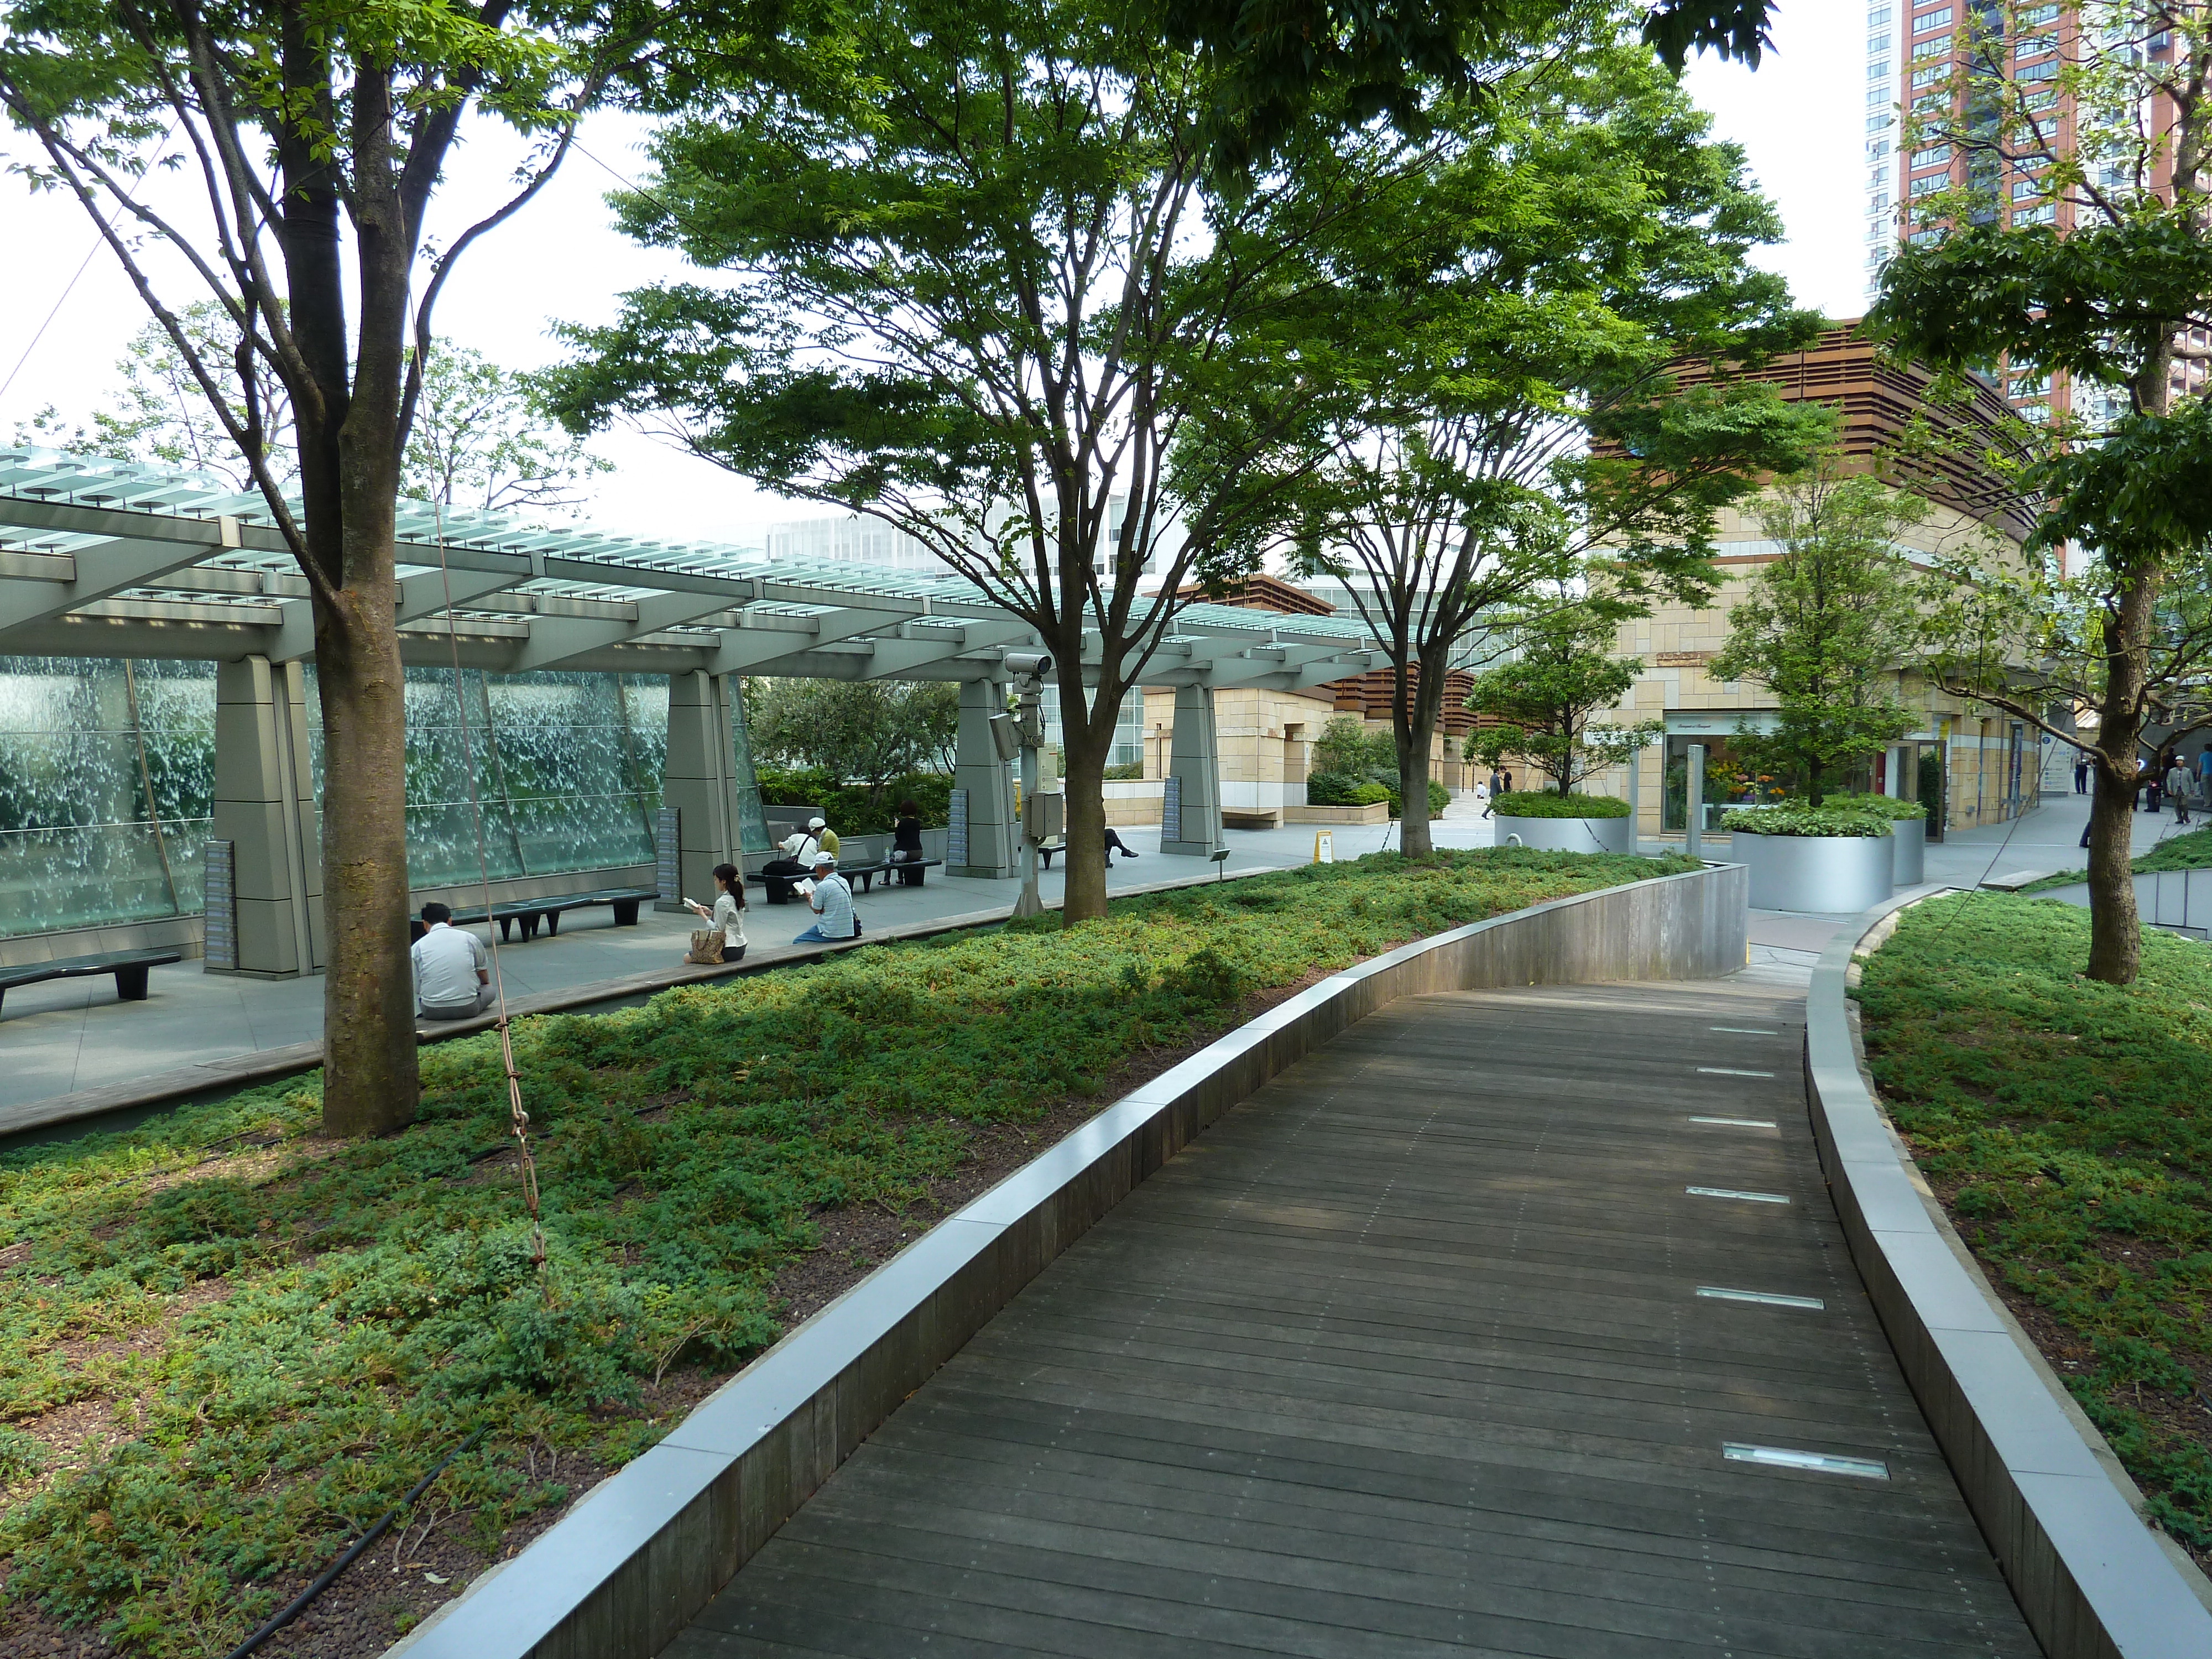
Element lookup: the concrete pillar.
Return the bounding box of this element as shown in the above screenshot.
[662,671,770,910]
[951,678,1018,878]
[209,655,322,976]
[1161,685,1223,856]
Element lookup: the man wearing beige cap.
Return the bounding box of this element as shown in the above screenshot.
[792,849,857,943]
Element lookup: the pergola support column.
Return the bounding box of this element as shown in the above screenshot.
[208,655,322,976]
[662,671,770,911]
[1161,685,1223,856]
[951,678,1018,878]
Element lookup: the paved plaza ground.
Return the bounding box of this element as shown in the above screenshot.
[0,789,2180,1126]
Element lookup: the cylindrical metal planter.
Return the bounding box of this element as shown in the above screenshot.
[1494,813,1636,855]
[1891,816,1925,885]
[1731,830,1895,913]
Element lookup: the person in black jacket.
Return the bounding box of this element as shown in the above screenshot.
[890,800,927,885]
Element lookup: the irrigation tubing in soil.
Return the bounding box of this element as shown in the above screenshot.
[222,1426,487,1659]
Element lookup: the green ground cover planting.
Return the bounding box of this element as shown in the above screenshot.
[2019,822,2212,893]
[0,848,1686,1653]
[1854,893,2212,1552]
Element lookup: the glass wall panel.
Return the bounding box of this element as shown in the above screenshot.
[0,656,215,938]
[1,654,672,942]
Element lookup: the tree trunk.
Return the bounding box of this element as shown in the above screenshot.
[1060,702,1114,925]
[2083,565,2158,985]
[2083,749,2142,985]
[1397,708,1437,858]
[314,491,419,1137]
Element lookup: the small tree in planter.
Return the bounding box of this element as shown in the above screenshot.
[1710,466,1926,805]
[1463,601,1662,804]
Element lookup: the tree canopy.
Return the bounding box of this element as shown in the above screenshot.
[1241,29,1827,852]
[1863,0,2212,983]
[1708,466,1926,806]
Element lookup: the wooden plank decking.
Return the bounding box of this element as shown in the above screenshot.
[667,979,2037,1658]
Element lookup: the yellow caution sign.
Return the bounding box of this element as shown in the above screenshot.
[1313,830,1334,864]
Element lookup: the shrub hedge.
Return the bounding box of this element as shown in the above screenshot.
[1491,791,1631,820]
[755,766,950,835]
[1824,792,1928,821]
[0,848,1687,1653]
[1721,804,1892,837]
[1856,894,2212,1551]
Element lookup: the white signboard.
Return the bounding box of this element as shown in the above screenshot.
[1313,830,1334,865]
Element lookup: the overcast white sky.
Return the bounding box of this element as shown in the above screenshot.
[0,1,1863,550]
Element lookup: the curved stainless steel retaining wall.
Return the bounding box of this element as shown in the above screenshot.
[1807,892,2212,1659]
[390,860,1747,1659]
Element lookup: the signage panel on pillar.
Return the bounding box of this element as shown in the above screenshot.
[948,789,969,868]
[1162,775,1181,844]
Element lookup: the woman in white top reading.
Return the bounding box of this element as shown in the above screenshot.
[685,862,748,962]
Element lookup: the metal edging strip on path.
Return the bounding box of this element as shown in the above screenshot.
[1806,888,2212,1659]
[385,860,1751,1659]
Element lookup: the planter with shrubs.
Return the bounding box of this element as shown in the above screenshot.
[1307,770,1449,821]
[1829,794,1928,884]
[1720,803,1895,912]
[1490,790,1635,855]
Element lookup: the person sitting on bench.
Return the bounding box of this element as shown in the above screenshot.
[1104,826,1140,868]
[413,902,493,1020]
[761,822,821,886]
[889,800,926,884]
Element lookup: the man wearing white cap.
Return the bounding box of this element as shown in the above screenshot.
[809,814,840,858]
[792,849,858,943]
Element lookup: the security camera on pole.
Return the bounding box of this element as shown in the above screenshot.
[1003,651,1058,920]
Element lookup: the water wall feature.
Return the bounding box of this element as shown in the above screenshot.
[0,657,669,941]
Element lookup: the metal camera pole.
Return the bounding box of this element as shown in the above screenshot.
[1005,651,1055,920]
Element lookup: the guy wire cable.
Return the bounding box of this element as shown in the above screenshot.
[430,497,547,1279]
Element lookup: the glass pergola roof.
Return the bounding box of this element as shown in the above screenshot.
[0,447,1387,684]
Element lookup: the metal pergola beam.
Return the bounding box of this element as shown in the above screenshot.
[0,450,1389,688]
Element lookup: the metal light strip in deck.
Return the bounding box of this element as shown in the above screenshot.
[1709,1026,1778,1035]
[1689,1116,1777,1129]
[1686,1186,1791,1204]
[1724,1443,1888,1480]
[1697,1067,1776,1078]
[1698,1286,1825,1310]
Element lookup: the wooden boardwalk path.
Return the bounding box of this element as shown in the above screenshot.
[668,979,2037,1658]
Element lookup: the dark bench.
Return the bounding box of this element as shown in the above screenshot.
[841,857,942,894]
[417,885,658,944]
[0,947,182,1014]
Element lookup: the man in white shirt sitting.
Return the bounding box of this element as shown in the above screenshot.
[412,902,493,1020]
[792,851,858,943]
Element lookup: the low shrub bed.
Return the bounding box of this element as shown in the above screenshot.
[1855,893,2212,1560]
[1720,803,1892,837]
[0,847,1688,1655]
[1824,792,1927,822]
[1490,791,1630,819]
[2021,822,2212,894]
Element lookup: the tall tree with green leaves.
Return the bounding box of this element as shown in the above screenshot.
[1247,34,1828,857]
[747,677,961,790]
[1463,596,1661,798]
[1162,0,1774,166]
[1708,466,1927,806]
[19,307,608,519]
[542,0,1503,924]
[0,0,659,1133]
[1866,0,2212,985]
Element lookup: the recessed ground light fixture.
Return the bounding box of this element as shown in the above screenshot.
[1698,1287,1824,1310]
[1724,1443,1888,1479]
[1709,1026,1779,1035]
[1689,1116,1777,1129]
[1687,1186,1791,1203]
[1697,1067,1775,1078]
